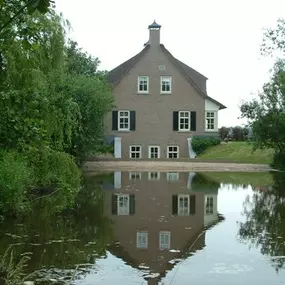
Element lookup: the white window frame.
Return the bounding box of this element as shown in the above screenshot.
[205,111,217,131]
[137,231,148,249]
[159,231,171,250]
[178,194,190,216]
[129,145,142,159]
[117,194,130,216]
[138,76,149,93]
[160,76,172,94]
[205,195,214,215]
[129,171,142,180]
[118,110,130,131]
[167,172,179,181]
[148,145,160,159]
[148,172,160,180]
[167,146,179,159]
[178,111,191,131]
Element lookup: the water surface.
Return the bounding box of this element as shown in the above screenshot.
[1,171,285,285]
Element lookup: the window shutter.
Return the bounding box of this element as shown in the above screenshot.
[111,194,118,215]
[190,195,196,215]
[130,111,136,131]
[129,194,136,215]
[173,111,178,131]
[191,111,196,131]
[112,111,118,131]
[172,195,178,215]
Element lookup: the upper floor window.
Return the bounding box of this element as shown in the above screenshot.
[159,231,171,250]
[160,76,172,94]
[117,194,130,215]
[179,111,190,131]
[205,196,214,215]
[178,194,190,216]
[205,111,217,131]
[138,76,149,93]
[118,110,130,130]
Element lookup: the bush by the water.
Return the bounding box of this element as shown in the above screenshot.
[192,136,221,155]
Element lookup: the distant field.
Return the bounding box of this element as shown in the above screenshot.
[197,142,274,165]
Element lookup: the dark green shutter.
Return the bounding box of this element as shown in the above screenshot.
[190,195,196,215]
[112,111,118,130]
[129,194,136,215]
[191,111,196,131]
[172,195,178,215]
[130,111,136,131]
[173,111,178,131]
[111,194,118,215]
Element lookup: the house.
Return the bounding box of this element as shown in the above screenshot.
[105,21,226,159]
[102,171,223,284]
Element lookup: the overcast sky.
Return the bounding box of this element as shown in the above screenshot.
[55,0,285,127]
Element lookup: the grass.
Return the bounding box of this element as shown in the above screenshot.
[197,142,274,164]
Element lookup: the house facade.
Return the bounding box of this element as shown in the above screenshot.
[105,21,226,159]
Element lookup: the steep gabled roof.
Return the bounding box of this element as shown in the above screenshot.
[108,44,226,110]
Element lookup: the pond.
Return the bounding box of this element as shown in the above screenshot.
[1,171,285,285]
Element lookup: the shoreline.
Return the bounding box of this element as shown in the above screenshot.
[83,160,274,172]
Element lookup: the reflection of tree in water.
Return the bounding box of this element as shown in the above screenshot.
[0,174,113,283]
[238,173,285,272]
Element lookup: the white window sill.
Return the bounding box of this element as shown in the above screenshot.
[205,129,218,132]
[137,91,149,95]
[118,129,131,132]
[178,130,191,132]
[160,92,172,95]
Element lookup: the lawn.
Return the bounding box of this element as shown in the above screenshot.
[197,142,274,164]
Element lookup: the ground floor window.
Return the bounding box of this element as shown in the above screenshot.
[167,172,179,181]
[148,145,160,158]
[129,145,142,158]
[178,194,189,216]
[137,231,148,249]
[159,231,171,250]
[148,172,160,180]
[129,171,141,180]
[167,146,179,158]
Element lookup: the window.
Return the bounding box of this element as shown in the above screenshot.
[137,232,148,249]
[138,76,149,93]
[178,194,189,216]
[159,231,171,250]
[148,146,160,158]
[118,110,130,131]
[179,111,190,131]
[129,172,141,180]
[167,146,179,158]
[167,172,179,181]
[129,145,142,158]
[117,194,130,215]
[148,172,160,180]
[160,76,172,93]
[205,112,216,131]
[205,196,214,215]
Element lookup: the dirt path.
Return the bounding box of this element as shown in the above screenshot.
[83,160,274,172]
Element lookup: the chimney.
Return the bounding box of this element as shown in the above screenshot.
[148,20,161,47]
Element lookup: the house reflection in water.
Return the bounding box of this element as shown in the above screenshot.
[102,171,223,284]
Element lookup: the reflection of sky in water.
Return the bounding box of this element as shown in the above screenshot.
[78,183,285,285]
[160,185,285,285]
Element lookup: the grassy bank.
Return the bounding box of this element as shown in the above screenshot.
[198,142,274,164]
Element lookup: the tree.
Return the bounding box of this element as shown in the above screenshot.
[240,19,285,169]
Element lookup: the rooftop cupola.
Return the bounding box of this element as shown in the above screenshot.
[148,20,161,47]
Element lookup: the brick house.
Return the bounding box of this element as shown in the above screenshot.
[105,21,226,159]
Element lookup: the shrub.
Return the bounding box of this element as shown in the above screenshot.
[0,151,33,213]
[271,151,285,170]
[192,136,221,155]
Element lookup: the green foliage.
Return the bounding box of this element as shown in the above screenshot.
[192,136,221,155]
[0,151,33,213]
[240,19,285,169]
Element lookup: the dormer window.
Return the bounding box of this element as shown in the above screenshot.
[138,76,149,93]
[161,76,172,94]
